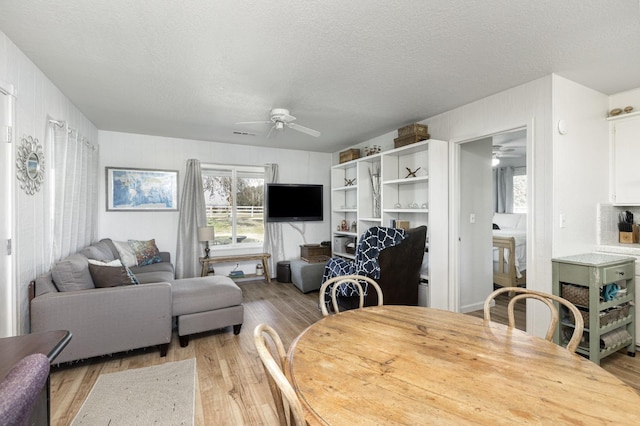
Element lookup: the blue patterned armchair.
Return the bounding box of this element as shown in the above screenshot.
[322,226,427,310]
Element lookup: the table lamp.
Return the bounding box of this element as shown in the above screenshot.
[198,226,215,259]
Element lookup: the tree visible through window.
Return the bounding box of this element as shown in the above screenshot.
[513,174,527,214]
[202,165,264,246]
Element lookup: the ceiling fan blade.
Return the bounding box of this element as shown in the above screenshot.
[265,124,276,139]
[235,120,271,125]
[500,140,526,148]
[287,122,321,137]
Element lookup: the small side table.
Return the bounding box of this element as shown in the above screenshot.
[200,252,272,282]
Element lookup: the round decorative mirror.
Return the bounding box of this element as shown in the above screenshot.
[27,152,41,179]
[16,135,45,195]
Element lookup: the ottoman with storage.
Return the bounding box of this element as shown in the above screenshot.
[290,259,327,293]
[171,275,244,347]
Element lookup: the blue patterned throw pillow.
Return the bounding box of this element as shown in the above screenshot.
[128,239,163,266]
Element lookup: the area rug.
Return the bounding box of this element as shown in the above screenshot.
[71,358,196,425]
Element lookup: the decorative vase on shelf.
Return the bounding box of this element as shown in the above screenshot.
[369,163,381,218]
[373,193,381,218]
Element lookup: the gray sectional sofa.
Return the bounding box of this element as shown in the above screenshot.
[30,238,244,364]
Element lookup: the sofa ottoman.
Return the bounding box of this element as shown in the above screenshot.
[171,275,244,347]
[290,259,326,293]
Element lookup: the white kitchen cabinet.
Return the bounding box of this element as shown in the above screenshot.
[610,112,640,205]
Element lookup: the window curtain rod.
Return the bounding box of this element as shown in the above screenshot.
[48,119,65,128]
[48,118,98,151]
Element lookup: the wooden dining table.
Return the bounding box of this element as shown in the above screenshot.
[286,305,640,425]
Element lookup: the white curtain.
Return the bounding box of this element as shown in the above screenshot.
[493,166,514,213]
[263,163,284,278]
[49,121,99,264]
[175,159,206,278]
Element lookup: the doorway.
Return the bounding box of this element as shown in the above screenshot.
[453,127,529,316]
[0,85,15,337]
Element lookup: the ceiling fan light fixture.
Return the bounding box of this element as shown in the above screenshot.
[492,155,500,167]
[235,107,320,138]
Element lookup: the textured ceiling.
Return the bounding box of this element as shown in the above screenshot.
[1,0,639,153]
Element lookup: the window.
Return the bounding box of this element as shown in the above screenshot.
[512,171,527,214]
[202,165,265,247]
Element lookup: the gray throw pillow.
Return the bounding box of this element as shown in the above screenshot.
[112,240,138,267]
[51,254,95,292]
[79,240,117,261]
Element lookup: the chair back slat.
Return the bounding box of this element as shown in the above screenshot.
[484,287,584,353]
[253,324,306,426]
[319,275,383,316]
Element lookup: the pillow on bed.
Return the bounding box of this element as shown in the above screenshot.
[493,213,523,229]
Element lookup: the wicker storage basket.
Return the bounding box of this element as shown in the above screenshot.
[600,328,632,349]
[561,283,589,306]
[339,148,360,164]
[578,304,631,329]
[398,123,429,138]
[394,134,430,149]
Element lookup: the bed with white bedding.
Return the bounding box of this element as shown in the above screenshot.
[492,213,527,287]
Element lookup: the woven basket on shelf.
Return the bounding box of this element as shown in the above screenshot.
[577,304,630,328]
[397,123,429,138]
[561,283,589,306]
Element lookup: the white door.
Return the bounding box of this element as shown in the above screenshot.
[0,88,14,337]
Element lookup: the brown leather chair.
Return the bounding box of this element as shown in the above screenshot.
[337,226,427,310]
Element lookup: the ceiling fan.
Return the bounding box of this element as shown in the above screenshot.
[235,108,321,138]
[492,145,522,166]
[492,145,521,158]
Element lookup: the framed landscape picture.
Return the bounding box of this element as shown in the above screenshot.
[106,167,179,211]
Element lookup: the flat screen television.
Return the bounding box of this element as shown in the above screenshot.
[266,184,323,222]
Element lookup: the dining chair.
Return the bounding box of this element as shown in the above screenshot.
[483,287,584,353]
[319,275,383,316]
[253,324,306,426]
[0,353,50,426]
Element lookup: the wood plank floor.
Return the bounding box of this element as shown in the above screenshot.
[50,280,640,425]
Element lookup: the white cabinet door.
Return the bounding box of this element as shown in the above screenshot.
[612,115,640,204]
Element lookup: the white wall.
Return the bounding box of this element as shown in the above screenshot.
[551,75,609,257]
[0,30,98,333]
[98,131,332,276]
[609,88,640,110]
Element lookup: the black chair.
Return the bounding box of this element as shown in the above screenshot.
[331,226,427,310]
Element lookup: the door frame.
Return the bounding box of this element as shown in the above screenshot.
[0,80,16,336]
[449,123,534,320]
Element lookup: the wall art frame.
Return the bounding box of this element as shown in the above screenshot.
[106,167,179,211]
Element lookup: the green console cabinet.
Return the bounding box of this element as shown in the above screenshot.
[552,253,636,365]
